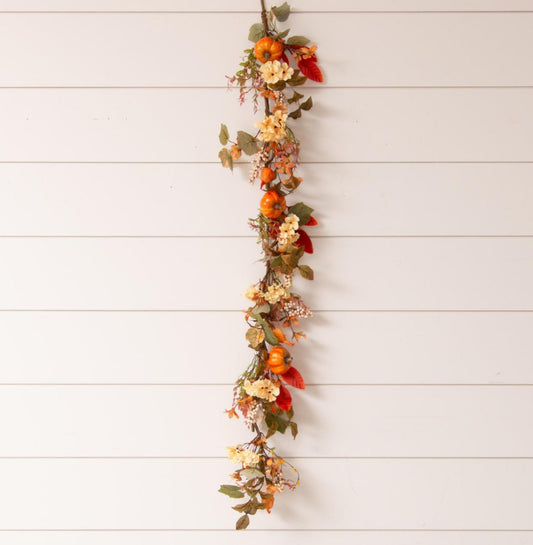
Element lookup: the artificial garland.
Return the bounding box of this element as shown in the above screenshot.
[217,0,323,530]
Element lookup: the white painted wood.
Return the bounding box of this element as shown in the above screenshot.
[1,311,531,384]
[2,531,533,545]
[0,89,532,162]
[0,459,531,529]
[0,238,531,310]
[1,13,532,87]
[1,1,531,538]
[0,0,530,12]
[0,385,531,457]
[2,163,533,236]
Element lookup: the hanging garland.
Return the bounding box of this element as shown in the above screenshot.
[217,0,323,530]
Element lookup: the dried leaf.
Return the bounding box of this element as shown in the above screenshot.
[300,96,313,110]
[218,148,233,171]
[246,327,265,349]
[298,264,314,280]
[236,514,250,530]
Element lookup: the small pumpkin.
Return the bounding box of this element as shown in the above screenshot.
[254,37,284,63]
[260,190,286,219]
[260,167,276,186]
[267,346,292,375]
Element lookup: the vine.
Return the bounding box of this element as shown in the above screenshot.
[217,1,323,530]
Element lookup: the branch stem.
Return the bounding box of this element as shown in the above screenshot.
[260,0,272,116]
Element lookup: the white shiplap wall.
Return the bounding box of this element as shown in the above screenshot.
[0,0,532,543]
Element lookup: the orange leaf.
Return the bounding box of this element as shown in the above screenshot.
[276,384,292,410]
[305,215,318,226]
[297,58,323,83]
[281,366,306,389]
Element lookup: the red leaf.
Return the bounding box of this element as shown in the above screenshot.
[276,384,292,410]
[281,52,290,65]
[297,58,323,83]
[281,366,306,389]
[305,215,318,226]
[295,229,313,254]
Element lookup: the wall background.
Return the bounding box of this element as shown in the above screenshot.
[0,0,532,543]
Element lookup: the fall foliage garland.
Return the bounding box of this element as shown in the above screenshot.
[217,0,323,530]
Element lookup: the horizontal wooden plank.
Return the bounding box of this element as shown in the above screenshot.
[0,0,530,12]
[2,163,533,236]
[1,13,532,86]
[0,238,531,310]
[1,311,532,384]
[1,531,532,545]
[0,459,531,529]
[1,385,531,457]
[0,89,532,162]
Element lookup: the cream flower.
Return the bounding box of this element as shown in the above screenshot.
[278,214,300,247]
[279,62,294,81]
[244,285,262,301]
[244,379,280,402]
[264,283,290,304]
[260,60,294,84]
[226,445,261,466]
[254,110,288,143]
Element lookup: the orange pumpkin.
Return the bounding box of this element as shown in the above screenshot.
[260,190,286,219]
[260,167,276,186]
[267,346,292,375]
[254,37,284,63]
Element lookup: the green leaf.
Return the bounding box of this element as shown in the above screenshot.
[272,2,290,22]
[287,71,307,86]
[218,148,233,171]
[300,96,313,111]
[248,23,265,42]
[241,468,264,481]
[265,412,279,437]
[237,131,259,156]
[298,264,314,280]
[253,302,271,314]
[275,415,289,433]
[288,91,304,104]
[289,202,314,224]
[236,514,250,530]
[286,35,310,46]
[218,123,229,145]
[288,108,301,119]
[219,485,245,499]
[289,421,298,439]
[252,314,280,346]
[273,28,290,40]
[270,256,283,269]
